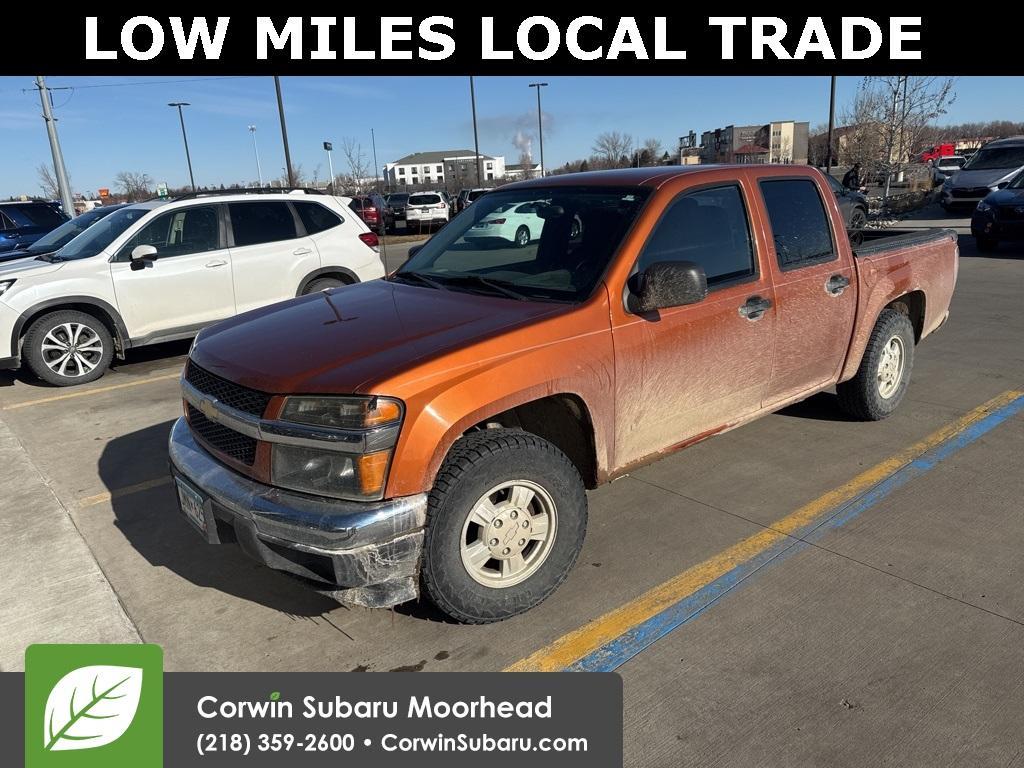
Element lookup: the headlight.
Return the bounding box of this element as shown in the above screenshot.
[0,279,15,298]
[976,200,992,213]
[271,395,403,500]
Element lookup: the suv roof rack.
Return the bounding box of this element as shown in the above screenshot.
[168,186,327,202]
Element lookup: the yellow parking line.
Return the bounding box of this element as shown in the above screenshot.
[1,372,181,411]
[506,389,1023,672]
[78,477,174,508]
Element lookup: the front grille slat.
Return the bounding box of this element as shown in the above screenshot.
[186,403,258,465]
[185,361,269,467]
[185,361,271,416]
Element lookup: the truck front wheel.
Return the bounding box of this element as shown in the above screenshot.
[837,308,915,421]
[421,429,588,623]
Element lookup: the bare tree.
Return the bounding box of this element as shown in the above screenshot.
[592,132,633,169]
[37,164,66,199]
[114,171,153,202]
[338,138,372,192]
[518,150,536,179]
[641,138,663,166]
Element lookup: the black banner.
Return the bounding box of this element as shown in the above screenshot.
[0,14,1017,75]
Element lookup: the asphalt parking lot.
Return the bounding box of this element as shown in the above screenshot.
[2,216,1023,766]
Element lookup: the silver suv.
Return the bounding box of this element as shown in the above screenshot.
[941,136,1024,211]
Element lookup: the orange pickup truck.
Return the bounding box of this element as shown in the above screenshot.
[169,166,958,623]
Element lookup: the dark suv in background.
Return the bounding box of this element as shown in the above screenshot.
[0,201,68,253]
[384,192,410,232]
[0,204,127,263]
[348,193,387,233]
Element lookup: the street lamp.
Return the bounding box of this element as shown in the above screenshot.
[168,102,196,191]
[248,125,263,187]
[324,141,335,192]
[469,77,482,186]
[528,82,548,177]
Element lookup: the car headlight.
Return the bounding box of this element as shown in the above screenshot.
[976,200,992,213]
[271,395,404,500]
[0,279,15,298]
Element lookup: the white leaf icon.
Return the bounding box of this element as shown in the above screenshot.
[43,665,143,751]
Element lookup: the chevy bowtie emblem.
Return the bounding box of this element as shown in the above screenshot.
[198,398,217,420]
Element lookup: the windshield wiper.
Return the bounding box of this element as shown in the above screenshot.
[437,274,531,301]
[390,271,448,291]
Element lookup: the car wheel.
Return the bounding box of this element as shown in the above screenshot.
[23,310,114,386]
[975,236,998,253]
[421,429,588,624]
[514,225,530,248]
[848,208,867,246]
[837,308,915,421]
[302,277,345,295]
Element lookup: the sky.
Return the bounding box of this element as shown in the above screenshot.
[1,75,1022,198]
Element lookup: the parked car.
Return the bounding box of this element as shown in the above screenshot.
[456,188,488,213]
[0,201,68,253]
[170,165,958,623]
[405,192,450,229]
[0,189,384,385]
[941,136,1024,210]
[931,155,966,185]
[348,193,387,233]
[0,204,127,264]
[464,200,544,246]
[384,192,409,232]
[824,175,869,245]
[971,168,1024,252]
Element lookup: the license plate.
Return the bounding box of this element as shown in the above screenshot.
[176,478,207,534]
[396,220,407,229]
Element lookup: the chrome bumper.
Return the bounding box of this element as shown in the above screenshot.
[168,417,427,608]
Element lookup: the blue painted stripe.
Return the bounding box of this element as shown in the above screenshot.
[569,394,1024,673]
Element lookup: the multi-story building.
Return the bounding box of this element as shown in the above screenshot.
[503,161,542,181]
[700,121,809,165]
[383,150,506,190]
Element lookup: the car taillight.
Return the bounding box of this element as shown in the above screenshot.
[488,218,506,225]
[358,232,379,250]
[366,206,377,213]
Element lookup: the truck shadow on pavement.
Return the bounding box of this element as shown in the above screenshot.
[98,420,339,617]
[776,391,856,422]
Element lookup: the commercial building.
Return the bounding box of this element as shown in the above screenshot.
[383,150,506,190]
[700,121,809,165]
[503,161,542,181]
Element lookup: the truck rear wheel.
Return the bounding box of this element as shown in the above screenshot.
[421,429,587,624]
[837,308,915,421]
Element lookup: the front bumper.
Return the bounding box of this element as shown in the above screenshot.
[0,300,20,361]
[972,211,1024,241]
[168,417,427,608]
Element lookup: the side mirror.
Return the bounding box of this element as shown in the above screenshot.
[632,261,708,313]
[407,243,425,260]
[996,181,1010,190]
[130,244,157,270]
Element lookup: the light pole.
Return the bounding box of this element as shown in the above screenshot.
[274,76,295,187]
[469,77,482,187]
[528,82,548,177]
[248,125,263,187]
[825,76,836,174]
[168,102,196,191]
[371,128,381,193]
[35,76,74,218]
[324,141,335,192]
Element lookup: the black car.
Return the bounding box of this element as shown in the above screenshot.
[0,201,68,253]
[0,204,127,263]
[971,169,1024,252]
[384,192,410,232]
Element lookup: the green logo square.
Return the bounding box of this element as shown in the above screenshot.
[25,644,163,767]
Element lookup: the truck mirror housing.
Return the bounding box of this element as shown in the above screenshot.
[633,261,708,313]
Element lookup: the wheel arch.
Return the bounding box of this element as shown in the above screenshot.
[13,296,130,359]
[295,267,360,296]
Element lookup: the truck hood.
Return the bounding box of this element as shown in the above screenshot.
[0,257,65,279]
[950,167,1023,188]
[190,279,566,394]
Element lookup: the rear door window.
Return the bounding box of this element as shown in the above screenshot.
[758,179,836,270]
[229,202,298,246]
[295,202,343,235]
[638,184,756,288]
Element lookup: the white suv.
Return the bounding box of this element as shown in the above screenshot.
[0,190,384,386]
[405,192,450,228]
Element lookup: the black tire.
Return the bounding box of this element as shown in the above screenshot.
[514,225,530,248]
[837,308,915,421]
[975,236,998,253]
[23,310,114,386]
[421,429,588,624]
[302,277,346,295]
[848,208,867,246]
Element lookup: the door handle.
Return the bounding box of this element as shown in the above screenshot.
[205,259,227,268]
[293,248,313,256]
[826,274,851,296]
[739,295,772,321]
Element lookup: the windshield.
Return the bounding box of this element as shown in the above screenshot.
[939,158,965,168]
[28,207,115,252]
[963,147,1024,171]
[54,207,152,261]
[393,186,650,303]
[5,203,66,229]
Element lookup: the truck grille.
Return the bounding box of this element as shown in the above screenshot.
[186,403,257,466]
[185,361,270,417]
